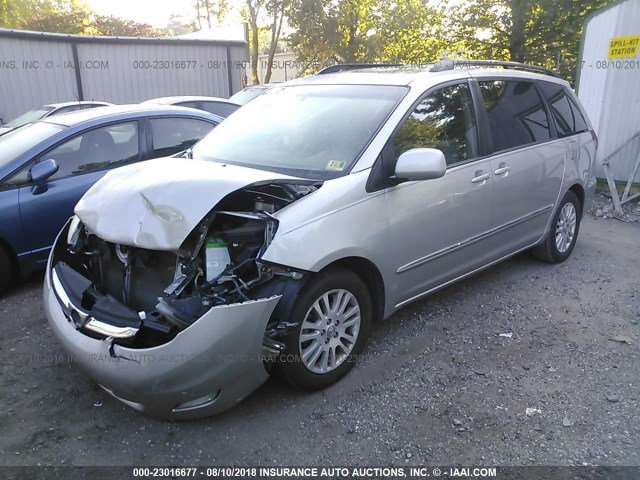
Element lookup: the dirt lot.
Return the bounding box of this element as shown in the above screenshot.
[0,215,638,467]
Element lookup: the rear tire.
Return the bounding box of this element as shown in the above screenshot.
[277,267,372,391]
[531,190,581,263]
[0,245,12,294]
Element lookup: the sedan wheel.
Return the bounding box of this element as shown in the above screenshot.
[278,267,372,390]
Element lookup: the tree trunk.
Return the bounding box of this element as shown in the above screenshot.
[246,0,260,84]
[204,0,211,28]
[264,1,285,83]
[195,0,202,30]
[508,0,527,62]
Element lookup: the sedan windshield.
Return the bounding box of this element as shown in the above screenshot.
[193,84,407,179]
[5,107,54,128]
[0,122,65,169]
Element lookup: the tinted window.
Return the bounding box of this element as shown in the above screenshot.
[538,82,588,137]
[45,122,139,180]
[478,80,551,152]
[51,105,82,116]
[151,117,215,157]
[393,83,478,166]
[176,101,199,109]
[201,101,240,117]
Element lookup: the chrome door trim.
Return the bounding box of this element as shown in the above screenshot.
[395,239,544,309]
[396,204,553,274]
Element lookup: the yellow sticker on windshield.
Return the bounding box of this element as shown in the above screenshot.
[326,160,346,171]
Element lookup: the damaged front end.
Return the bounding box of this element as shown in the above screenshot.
[45,180,317,419]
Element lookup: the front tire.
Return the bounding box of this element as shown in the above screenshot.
[532,190,581,263]
[278,267,372,390]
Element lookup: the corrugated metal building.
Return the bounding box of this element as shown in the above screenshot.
[0,28,248,123]
[577,0,640,182]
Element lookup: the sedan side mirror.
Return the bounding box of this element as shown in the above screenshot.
[394,148,446,181]
[30,159,59,195]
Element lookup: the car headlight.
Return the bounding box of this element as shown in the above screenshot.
[67,215,82,246]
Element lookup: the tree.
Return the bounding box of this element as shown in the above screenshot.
[195,0,228,28]
[165,14,196,36]
[287,0,447,72]
[373,0,447,64]
[263,0,289,82]
[448,0,611,83]
[1,0,93,34]
[0,0,38,27]
[287,0,340,73]
[92,15,163,37]
[245,0,263,84]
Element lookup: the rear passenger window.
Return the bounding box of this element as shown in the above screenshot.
[393,83,479,166]
[150,117,215,157]
[51,105,82,116]
[201,102,240,118]
[538,82,588,137]
[45,122,139,180]
[478,80,551,152]
[177,101,199,109]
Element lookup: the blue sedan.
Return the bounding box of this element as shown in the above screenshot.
[0,104,222,293]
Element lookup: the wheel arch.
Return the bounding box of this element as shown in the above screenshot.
[320,256,385,323]
[568,183,585,215]
[0,237,18,278]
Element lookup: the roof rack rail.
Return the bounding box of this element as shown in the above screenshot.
[429,59,561,78]
[317,63,399,74]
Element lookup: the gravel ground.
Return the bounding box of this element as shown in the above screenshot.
[0,215,638,467]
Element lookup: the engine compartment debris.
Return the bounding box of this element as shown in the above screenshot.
[51,182,320,349]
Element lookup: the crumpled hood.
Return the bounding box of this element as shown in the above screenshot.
[75,157,295,250]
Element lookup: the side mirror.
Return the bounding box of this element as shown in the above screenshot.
[394,148,446,181]
[30,159,59,195]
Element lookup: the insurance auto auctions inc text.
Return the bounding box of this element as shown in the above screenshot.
[254,467,497,477]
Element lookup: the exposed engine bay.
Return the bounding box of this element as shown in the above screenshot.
[51,181,319,349]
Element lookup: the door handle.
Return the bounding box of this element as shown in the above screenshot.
[471,172,491,184]
[494,166,511,175]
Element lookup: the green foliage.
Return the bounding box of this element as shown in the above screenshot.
[1,0,95,34]
[286,0,341,71]
[0,0,164,37]
[92,15,163,37]
[373,0,447,64]
[195,0,228,29]
[287,0,449,72]
[449,0,612,84]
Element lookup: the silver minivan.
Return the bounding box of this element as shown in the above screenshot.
[44,61,597,419]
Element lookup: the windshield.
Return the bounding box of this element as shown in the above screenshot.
[193,84,407,179]
[5,107,55,128]
[229,87,270,105]
[0,122,65,169]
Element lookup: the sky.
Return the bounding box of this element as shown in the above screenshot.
[86,0,201,28]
